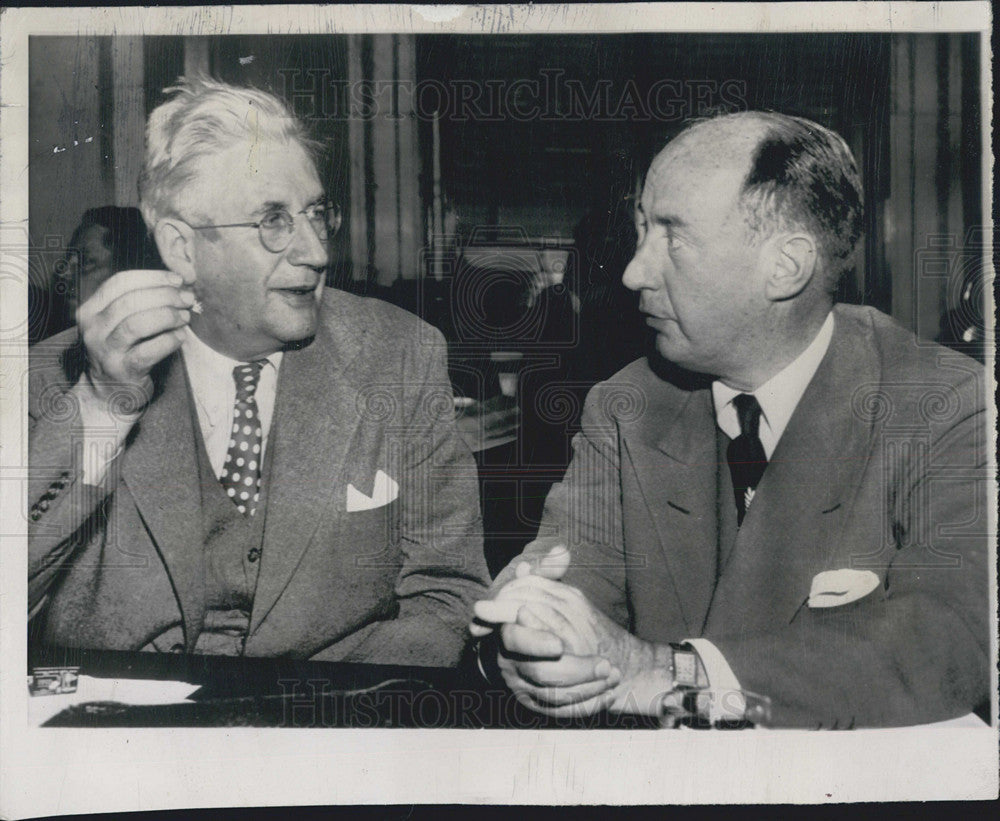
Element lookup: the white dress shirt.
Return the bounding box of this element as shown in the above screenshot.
[76,330,282,487]
[686,311,835,724]
[712,311,835,459]
[180,327,282,479]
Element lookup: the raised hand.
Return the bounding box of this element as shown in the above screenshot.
[77,269,196,407]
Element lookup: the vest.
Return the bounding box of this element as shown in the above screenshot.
[190,416,270,655]
[142,384,275,655]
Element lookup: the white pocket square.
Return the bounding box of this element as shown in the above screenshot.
[346,470,399,512]
[807,569,881,609]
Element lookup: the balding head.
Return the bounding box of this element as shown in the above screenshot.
[655,112,864,294]
[624,111,862,387]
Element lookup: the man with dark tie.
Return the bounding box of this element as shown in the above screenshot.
[28,75,489,664]
[472,111,990,728]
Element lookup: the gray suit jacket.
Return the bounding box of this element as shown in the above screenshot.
[29,289,489,666]
[500,305,989,726]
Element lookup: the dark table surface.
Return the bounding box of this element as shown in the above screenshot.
[28,643,659,730]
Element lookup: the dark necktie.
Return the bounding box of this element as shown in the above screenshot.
[726,393,768,526]
[219,360,266,516]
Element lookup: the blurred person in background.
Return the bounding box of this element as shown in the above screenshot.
[30,206,163,344]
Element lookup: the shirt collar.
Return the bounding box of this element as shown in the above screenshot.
[181,326,282,426]
[712,311,834,449]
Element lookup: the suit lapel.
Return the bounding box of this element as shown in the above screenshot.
[622,385,719,635]
[248,305,366,635]
[120,355,205,651]
[722,309,879,624]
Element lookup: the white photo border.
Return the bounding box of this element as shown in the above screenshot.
[1,3,995,814]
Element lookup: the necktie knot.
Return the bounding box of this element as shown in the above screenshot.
[733,393,762,439]
[233,361,266,398]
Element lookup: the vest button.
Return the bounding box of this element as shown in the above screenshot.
[247,548,261,563]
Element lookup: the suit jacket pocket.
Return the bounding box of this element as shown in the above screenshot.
[344,497,402,571]
[807,569,882,609]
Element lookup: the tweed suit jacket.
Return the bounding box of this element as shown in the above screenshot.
[28,288,489,666]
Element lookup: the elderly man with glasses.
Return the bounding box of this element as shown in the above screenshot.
[28,76,489,664]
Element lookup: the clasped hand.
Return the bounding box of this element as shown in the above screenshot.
[472,547,669,717]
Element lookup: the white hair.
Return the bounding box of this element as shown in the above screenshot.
[138,74,320,227]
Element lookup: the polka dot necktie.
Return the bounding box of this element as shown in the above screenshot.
[220,360,267,516]
[726,393,768,526]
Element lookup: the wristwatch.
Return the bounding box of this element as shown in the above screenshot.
[671,642,706,689]
[660,641,710,726]
[661,642,772,728]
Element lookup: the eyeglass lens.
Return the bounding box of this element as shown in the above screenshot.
[260,203,341,252]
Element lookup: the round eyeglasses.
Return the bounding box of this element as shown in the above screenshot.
[185,201,342,253]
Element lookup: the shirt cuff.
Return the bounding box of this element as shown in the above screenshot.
[72,378,140,486]
[684,638,747,723]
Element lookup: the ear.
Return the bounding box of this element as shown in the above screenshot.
[153,219,198,285]
[763,233,817,301]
